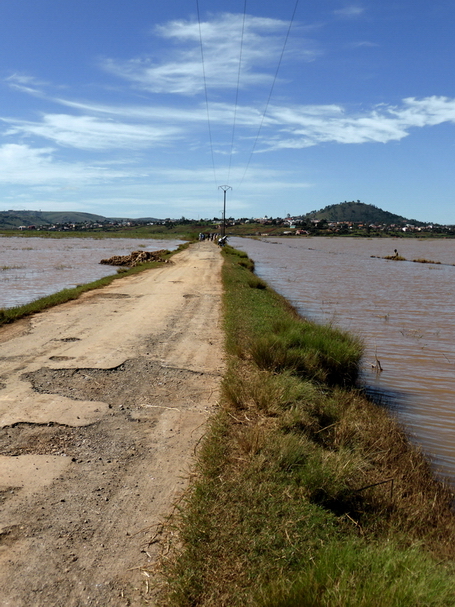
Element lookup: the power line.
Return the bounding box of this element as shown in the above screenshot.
[227,0,248,184]
[237,0,300,188]
[196,1,300,201]
[196,0,218,186]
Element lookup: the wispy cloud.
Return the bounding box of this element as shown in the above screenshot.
[390,96,455,126]
[5,95,455,156]
[101,13,319,95]
[55,97,266,129]
[334,5,366,18]
[4,11,455,212]
[258,96,455,149]
[5,73,48,96]
[3,114,182,150]
[347,40,379,48]
[0,143,127,184]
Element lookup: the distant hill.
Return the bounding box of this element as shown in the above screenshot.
[0,210,162,229]
[301,202,426,226]
[107,217,163,223]
[0,210,107,229]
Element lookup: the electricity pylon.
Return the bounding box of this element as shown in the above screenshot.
[218,185,232,237]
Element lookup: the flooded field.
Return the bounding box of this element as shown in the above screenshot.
[231,236,455,484]
[0,236,183,309]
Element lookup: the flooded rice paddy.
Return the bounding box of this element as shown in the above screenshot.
[231,236,455,484]
[0,236,183,309]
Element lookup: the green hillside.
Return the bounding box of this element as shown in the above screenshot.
[302,201,425,226]
[0,210,107,229]
[0,210,165,229]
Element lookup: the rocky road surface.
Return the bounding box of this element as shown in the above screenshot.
[0,241,224,606]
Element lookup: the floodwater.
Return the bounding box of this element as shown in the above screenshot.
[231,236,455,484]
[0,236,184,309]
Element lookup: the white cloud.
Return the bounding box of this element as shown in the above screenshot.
[257,96,455,149]
[55,98,267,130]
[4,114,182,150]
[391,96,455,127]
[5,90,455,160]
[348,41,379,48]
[8,95,455,157]
[5,73,47,95]
[0,144,54,180]
[334,5,366,18]
[101,13,319,95]
[0,143,127,184]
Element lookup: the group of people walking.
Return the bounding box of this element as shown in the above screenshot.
[198,232,227,246]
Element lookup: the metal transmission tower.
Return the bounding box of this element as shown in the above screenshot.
[218,185,232,237]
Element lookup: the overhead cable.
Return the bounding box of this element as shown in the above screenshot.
[227,0,248,184]
[238,0,300,188]
[196,0,218,186]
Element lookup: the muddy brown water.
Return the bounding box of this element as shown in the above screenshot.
[231,236,455,484]
[0,236,183,309]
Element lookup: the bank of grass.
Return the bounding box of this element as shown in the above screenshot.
[413,258,442,265]
[161,245,455,606]
[383,254,407,261]
[0,243,190,327]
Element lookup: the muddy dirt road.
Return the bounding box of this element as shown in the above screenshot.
[0,241,224,606]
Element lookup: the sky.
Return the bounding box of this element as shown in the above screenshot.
[1,1,455,223]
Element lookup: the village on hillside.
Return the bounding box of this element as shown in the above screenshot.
[0,202,454,237]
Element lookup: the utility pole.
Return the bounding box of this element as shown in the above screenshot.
[218,185,232,237]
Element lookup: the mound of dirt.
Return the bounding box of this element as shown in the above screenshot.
[100,249,170,267]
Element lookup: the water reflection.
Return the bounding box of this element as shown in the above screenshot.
[231,236,455,484]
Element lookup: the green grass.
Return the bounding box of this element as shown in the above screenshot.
[259,541,455,606]
[383,254,406,261]
[160,245,455,606]
[413,258,441,264]
[0,265,25,270]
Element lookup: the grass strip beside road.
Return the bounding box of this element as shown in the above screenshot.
[161,245,455,606]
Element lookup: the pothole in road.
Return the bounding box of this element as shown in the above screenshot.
[0,524,22,546]
[7,358,212,470]
[22,357,209,410]
[0,420,137,460]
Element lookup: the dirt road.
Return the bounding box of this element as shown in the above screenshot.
[0,241,224,606]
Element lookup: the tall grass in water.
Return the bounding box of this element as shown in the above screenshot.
[250,317,361,386]
[160,245,455,607]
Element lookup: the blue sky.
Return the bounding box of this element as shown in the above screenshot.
[1,1,455,223]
